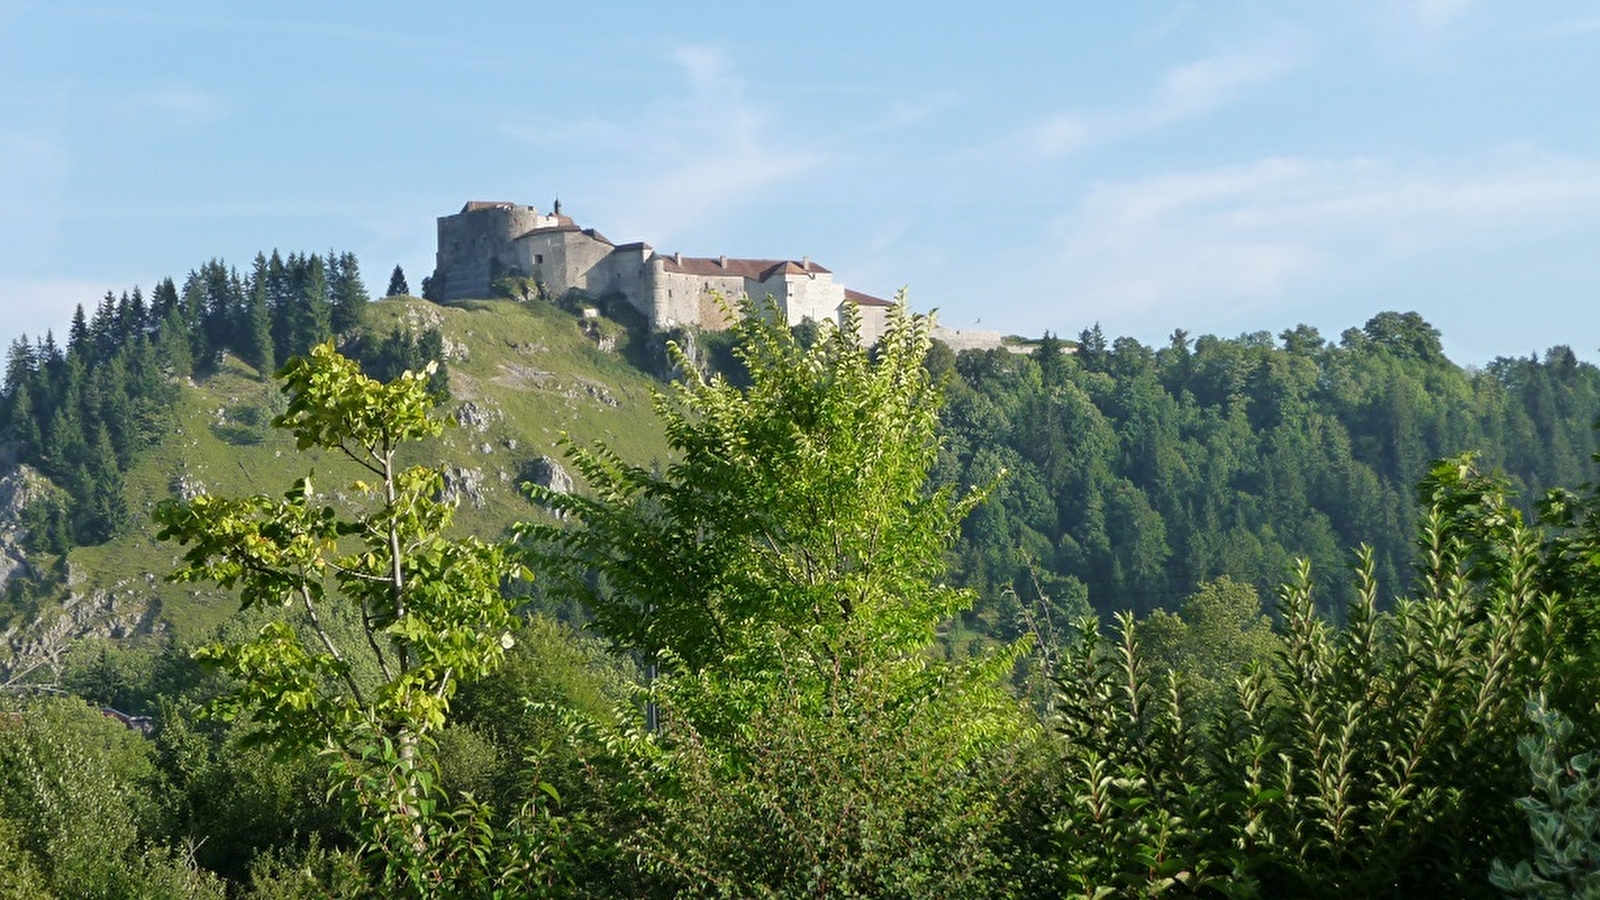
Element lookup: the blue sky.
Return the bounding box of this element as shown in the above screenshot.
[3,1,1598,364]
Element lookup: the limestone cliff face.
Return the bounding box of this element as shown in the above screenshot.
[0,466,164,681]
[2,575,163,680]
[0,465,49,589]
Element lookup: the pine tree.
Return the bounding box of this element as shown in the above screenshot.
[266,250,292,367]
[386,265,409,297]
[149,277,179,323]
[291,253,333,357]
[68,304,90,359]
[180,271,213,370]
[123,286,148,337]
[330,250,369,335]
[155,307,193,378]
[242,278,275,375]
[4,335,37,395]
[7,381,43,457]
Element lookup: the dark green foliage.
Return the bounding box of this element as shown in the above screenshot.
[347,325,452,400]
[0,696,226,899]
[328,250,369,336]
[7,280,1600,898]
[386,265,409,298]
[942,312,1600,626]
[1017,456,1590,898]
[1491,696,1600,898]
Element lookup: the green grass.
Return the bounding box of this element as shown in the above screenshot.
[46,296,674,646]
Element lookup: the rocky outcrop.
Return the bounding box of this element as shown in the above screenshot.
[439,466,489,509]
[453,401,500,433]
[525,456,574,495]
[2,575,163,682]
[0,465,51,589]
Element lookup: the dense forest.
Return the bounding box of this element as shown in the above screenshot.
[939,316,1600,633]
[1,263,1598,896]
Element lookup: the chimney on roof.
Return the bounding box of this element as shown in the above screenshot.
[801,255,810,269]
[719,255,727,268]
[553,197,562,216]
[674,252,681,265]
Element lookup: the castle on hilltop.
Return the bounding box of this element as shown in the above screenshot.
[428,200,1005,350]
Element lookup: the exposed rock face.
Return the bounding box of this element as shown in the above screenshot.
[526,456,574,495]
[439,466,489,509]
[4,578,161,674]
[0,465,49,588]
[453,401,499,433]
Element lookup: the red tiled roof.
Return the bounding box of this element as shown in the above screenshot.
[661,255,831,279]
[844,288,892,308]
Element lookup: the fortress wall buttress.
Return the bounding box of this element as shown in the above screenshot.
[559,233,615,294]
[590,246,654,315]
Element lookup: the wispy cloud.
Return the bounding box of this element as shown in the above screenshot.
[125,84,228,127]
[502,45,821,245]
[1369,0,1485,63]
[1524,14,1600,40]
[613,46,822,243]
[1043,149,1600,324]
[1021,34,1310,156]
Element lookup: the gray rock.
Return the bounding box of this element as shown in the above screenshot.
[526,456,574,495]
[439,466,489,509]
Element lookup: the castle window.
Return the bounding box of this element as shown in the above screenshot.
[535,254,544,264]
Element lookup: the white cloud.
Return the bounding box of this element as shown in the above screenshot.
[613,46,821,243]
[1369,0,1485,63]
[501,45,822,246]
[1044,149,1600,322]
[1022,34,1310,156]
[125,85,228,127]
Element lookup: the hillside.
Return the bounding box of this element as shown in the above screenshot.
[6,282,1600,686]
[1,296,671,674]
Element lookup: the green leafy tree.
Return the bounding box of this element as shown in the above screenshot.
[1138,575,1281,711]
[0,696,226,899]
[1491,695,1600,899]
[387,265,409,298]
[155,343,536,897]
[528,298,1030,896]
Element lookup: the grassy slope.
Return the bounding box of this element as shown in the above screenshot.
[65,296,670,646]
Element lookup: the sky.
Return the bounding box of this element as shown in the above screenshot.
[2,0,1598,365]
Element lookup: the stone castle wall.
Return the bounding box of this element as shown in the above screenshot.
[430,200,1004,350]
[435,203,560,302]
